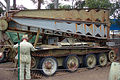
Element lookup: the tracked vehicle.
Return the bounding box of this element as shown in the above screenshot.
[0,9,116,76]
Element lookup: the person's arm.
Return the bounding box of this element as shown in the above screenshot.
[13,44,18,60]
[30,44,37,51]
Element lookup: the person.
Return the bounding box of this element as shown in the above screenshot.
[13,34,37,80]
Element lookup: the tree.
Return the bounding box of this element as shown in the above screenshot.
[85,0,111,9]
[46,3,55,9]
[85,0,120,18]
[112,2,120,26]
[31,0,44,9]
[54,0,59,9]
[17,5,27,10]
[0,7,3,14]
[59,4,71,9]
[110,2,120,19]
[0,7,4,16]
[4,0,10,12]
[38,0,43,9]
[46,3,71,9]
[13,0,17,9]
[74,0,85,9]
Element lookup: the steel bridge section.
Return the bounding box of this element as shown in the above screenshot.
[11,18,108,39]
[13,9,109,24]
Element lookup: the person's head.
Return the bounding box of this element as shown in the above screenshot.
[22,34,28,41]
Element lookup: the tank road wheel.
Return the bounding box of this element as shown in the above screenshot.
[108,50,116,62]
[97,53,108,67]
[38,57,58,76]
[0,52,6,63]
[84,54,96,69]
[63,55,80,72]
[31,57,37,68]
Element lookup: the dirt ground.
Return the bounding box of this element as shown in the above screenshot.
[41,66,110,80]
[0,62,110,80]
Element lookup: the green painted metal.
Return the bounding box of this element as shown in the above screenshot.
[34,47,109,57]
[6,32,36,43]
[18,40,20,80]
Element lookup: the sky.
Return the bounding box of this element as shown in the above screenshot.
[0,0,75,9]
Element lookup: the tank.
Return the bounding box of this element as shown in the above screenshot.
[0,9,117,76]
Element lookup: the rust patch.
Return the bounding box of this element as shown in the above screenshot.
[75,24,77,32]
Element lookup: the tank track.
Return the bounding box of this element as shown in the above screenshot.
[31,70,43,79]
[30,62,111,79]
[30,48,111,79]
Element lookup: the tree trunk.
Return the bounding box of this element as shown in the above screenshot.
[54,0,59,9]
[5,0,10,12]
[13,0,17,9]
[38,0,41,9]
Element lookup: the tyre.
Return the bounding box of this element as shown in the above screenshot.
[108,50,116,62]
[31,57,37,68]
[84,54,96,69]
[38,56,58,76]
[63,54,80,72]
[97,53,108,67]
[0,52,6,63]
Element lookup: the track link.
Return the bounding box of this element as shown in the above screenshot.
[31,70,43,79]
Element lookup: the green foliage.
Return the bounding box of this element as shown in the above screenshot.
[47,3,71,9]
[85,0,111,9]
[85,0,120,19]
[47,3,55,9]
[59,5,71,9]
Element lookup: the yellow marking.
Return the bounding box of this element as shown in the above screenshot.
[90,24,93,33]
[100,26,102,32]
[76,24,77,32]
[84,24,86,33]
[55,21,56,24]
